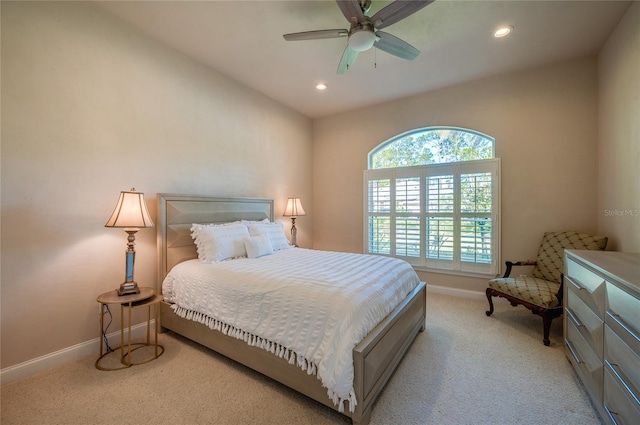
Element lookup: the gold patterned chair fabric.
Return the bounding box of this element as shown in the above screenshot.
[486,231,608,346]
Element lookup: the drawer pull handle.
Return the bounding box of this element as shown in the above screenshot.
[607,310,640,344]
[566,276,586,291]
[566,308,583,328]
[606,360,640,407]
[566,339,582,364]
[603,405,620,425]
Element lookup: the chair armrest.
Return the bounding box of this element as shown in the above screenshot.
[503,260,537,278]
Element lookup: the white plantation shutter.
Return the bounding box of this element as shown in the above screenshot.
[425,173,455,269]
[395,177,421,258]
[364,159,500,276]
[460,172,493,268]
[367,176,391,255]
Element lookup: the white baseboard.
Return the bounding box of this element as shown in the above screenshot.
[1,320,155,386]
[425,283,512,307]
[426,283,486,300]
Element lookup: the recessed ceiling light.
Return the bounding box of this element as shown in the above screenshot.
[316,83,328,91]
[493,25,513,38]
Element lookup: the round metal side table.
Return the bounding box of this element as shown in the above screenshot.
[96,287,164,371]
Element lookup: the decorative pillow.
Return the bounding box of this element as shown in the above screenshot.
[191,223,250,263]
[190,223,210,261]
[243,235,274,259]
[248,222,291,251]
[191,223,214,260]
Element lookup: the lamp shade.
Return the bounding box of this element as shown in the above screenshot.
[283,196,306,217]
[105,188,154,229]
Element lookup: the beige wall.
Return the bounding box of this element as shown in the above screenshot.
[597,1,640,252]
[0,2,312,368]
[313,57,600,292]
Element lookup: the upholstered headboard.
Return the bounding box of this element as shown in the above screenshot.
[156,194,274,293]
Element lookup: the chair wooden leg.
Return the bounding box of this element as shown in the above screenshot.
[485,288,495,316]
[542,311,552,346]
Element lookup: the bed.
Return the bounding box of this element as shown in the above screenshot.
[156,194,426,425]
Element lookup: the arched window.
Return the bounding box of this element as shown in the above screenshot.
[369,127,494,169]
[364,127,500,277]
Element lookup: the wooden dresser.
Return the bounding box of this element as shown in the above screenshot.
[564,250,640,425]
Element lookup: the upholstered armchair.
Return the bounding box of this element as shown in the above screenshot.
[486,231,608,346]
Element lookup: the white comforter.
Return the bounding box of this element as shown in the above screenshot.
[162,248,420,411]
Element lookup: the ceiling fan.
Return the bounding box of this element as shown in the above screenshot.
[283,0,435,74]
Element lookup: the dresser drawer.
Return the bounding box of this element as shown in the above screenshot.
[565,275,606,317]
[604,363,640,425]
[606,283,640,344]
[566,318,603,402]
[566,257,607,290]
[605,325,640,399]
[566,285,604,358]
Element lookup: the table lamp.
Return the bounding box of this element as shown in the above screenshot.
[105,188,154,296]
[283,196,306,247]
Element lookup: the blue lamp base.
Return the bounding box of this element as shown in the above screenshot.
[118,231,141,296]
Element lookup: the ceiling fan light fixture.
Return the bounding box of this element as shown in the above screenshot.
[349,29,376,52]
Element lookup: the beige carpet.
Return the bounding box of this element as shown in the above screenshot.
[1,292,602,425]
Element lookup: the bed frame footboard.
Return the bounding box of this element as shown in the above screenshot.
[160,281,426,425]
[353,280,426,423]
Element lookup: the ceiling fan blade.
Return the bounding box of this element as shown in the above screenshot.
[337,45,359,74]
[335,0,365,24]
[374,31,420,60]
[283,29,348,41]
[370,0,434,30]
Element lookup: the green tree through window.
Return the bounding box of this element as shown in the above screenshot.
[369,127,494,169]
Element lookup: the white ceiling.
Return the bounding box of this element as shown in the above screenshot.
[94,0,632,119]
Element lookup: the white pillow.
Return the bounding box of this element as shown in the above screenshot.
[243,235,273,259]
[191,223,250,263]
[248,222,291,251]
[191,221,241,261]
[191,223,210,260]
